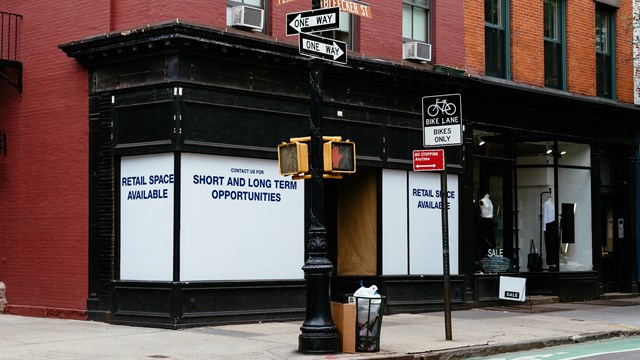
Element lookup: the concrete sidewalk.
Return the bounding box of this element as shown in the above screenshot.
[2,296,640,360]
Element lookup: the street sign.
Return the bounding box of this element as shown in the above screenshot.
[422,93,462,147]
[413,149,445,171]
[286,7,340,36]
[298,32,347,64]
[322,0,372,18]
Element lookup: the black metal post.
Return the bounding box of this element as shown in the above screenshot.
[298,0,340,353]
[440,168,452,340]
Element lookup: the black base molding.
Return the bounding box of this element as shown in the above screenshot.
[107,272,599,329]
[111,280,306,329]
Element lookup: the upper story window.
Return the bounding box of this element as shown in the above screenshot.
[596,5,615,99]
[543,0,565,89]
[402,0,430,43]
[484,0,510,79]
[227,0,266,34]
[321,11,358,51]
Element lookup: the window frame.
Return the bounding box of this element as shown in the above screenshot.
[595,5,616,99]
[402,0,432,44]
[484,0,511,79]
[543,0,566,90]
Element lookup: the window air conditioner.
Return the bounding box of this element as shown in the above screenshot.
[231,6,264,31]
[403,41,432,62]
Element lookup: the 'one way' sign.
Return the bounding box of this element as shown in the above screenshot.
[298,32,347,64]
[286,7,340,36]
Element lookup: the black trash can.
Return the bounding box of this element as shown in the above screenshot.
[353,295,386,352]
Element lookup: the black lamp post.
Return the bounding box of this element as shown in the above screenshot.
[297,0,340,354]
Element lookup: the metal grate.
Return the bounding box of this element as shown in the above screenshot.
[1,11,22,62]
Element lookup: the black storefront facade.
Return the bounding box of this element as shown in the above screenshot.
[61,22,640,329]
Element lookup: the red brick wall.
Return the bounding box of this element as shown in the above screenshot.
[358,2,402,60]
[464,0,485,76]
[112,0,226,32]
[566,0,596,97]
[0,0,112,318]
[435,0,465,69]
[464,0,635,104]
[511,0,544,86]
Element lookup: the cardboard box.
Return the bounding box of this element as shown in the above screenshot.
[331,301,356,353]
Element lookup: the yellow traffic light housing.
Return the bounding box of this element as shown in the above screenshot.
[278,141,309,176]
[323,140,356,174]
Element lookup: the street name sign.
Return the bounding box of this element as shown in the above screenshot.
[413,149,445,171]
[286,7,340,36]
[422,93,462,147]
[321,0,372,18]
[298,32,347,64]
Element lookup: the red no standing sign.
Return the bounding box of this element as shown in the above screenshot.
[413,149,445,171]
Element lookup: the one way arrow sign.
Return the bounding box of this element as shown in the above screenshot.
[286,7,340,36]
[298,32,347,64]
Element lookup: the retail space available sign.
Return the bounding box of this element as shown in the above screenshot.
[120,153,175,281]
[422,93,462,147]
[119,153,305,282]
[413,149,444,171]
[380,170,459,275]
[180,154,305,281]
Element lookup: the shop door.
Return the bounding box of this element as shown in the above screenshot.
[601,193,626,292]
[476,160,514,262]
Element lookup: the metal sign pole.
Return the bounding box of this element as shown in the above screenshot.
[440,168,452,340]
[297,0,340,354]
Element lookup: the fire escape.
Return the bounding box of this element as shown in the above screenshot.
[0,11,22,92]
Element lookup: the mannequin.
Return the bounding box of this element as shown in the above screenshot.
[543,195,559,271]
[478,194,495,258]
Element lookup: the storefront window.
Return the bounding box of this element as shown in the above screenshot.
[558,168,592,271]
[516,141,592,272]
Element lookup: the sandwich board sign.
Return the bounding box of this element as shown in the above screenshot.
[499,276,526,302]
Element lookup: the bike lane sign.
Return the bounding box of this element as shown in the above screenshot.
[422,93,462,147]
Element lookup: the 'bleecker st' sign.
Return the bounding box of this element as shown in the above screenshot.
[422,93,462,147]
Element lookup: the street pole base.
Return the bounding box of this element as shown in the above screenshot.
[298,331,340,354]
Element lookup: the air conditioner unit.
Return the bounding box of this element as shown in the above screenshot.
[403,41,432,62]
[231,6,264,31]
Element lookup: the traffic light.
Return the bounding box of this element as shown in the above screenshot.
[278,141,309,176]
[323,140,356,174]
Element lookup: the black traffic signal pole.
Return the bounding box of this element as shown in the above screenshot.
[297,0,340,353]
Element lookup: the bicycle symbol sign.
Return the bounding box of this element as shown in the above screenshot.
[422,93,462,147]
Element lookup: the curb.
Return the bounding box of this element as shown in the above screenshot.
[407,330,640,359]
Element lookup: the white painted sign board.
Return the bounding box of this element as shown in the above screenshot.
[422,93,463,147]
[499,276,527,302]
